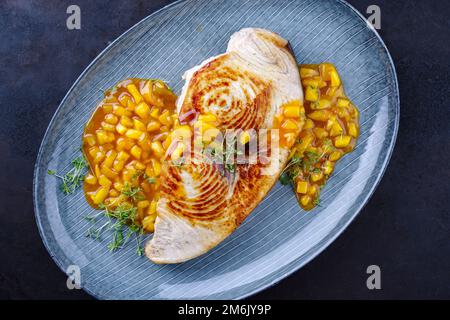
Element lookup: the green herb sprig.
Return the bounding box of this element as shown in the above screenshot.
[121,183,145,201]
[47,156,87,195]
[86,203,145,256]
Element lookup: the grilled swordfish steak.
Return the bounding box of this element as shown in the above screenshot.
[145,28,304,263]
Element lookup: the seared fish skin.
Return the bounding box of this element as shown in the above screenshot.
[146,28,303,263]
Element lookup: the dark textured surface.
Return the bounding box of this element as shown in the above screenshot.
[0,0,448,300]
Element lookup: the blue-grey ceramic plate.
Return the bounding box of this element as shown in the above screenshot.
[33,0,399,299]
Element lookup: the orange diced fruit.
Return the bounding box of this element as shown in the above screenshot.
[337,98,350,108]
[305,86,319,102]
[135,102,150,120]
[329,151,342,161]
[131,145,142,159]
[93,187,109,205]
[330,69,341,87]
[300,195,311,207]
[281,119,299,131]
[84,173,97,185]
[283,105,301,118]
[296,181,308,194]
[334,135,351,148]
[348,123,358,138]
[329,122,343,137]
[125,129,144,140]
[308,110,330,122]
[126,83,143,104]
[300,67,319,78]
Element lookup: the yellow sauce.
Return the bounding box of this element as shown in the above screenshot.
[285,63,360,210]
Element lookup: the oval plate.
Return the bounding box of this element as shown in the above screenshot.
[33,0,399,299]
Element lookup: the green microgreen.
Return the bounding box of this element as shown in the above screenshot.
[47,156,87,195]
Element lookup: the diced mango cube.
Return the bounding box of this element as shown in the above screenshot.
[329,121,343,137]
[283,105,301,118]
[125,129,144,140]
[329,151,342,161]
[93,187,109,205]
[120,116,134,128]
[135,102,150,120]
[300,67,319,78]
[137,200,150,209]
[334,135,351,148]
[101,164,118,179]
[151,158,161,176]
[117,150,130,162]
[203,128,220,142]
[150,107,160,119]
[198,113,217,123]
[133,118,146,131]
[319,63,334,81]
[305,86,319,102]
[311,170,324,182]
[104,113,118,125]
[148,200,157,215]
[147,121,161,132]
[113,160,125,172]
[281,119,299,131]
[302,77,320,88]
[103,150,117,168]
[142,215,156,232]
[94,164,101,178]
[303,76,327,88]
[308,110,330,122]
[118,93,132,108]
[337,98,350,108]
[300,195,311,207]
[98,174,112,188]
[284,132,297,147]
[116,137,134,150]
[101,103,113,113]
[308,185,317,196]
[158,110,172,126]
[296,181,309,194]
[84,173,97,185]
[297,133,314,152]
[330,69,341,87]
[348,123,358,138]
[115,123,127,135]
[130,145,142,159]
[132,162,144,172]
[109,189,119,197]
[240,131,251,145]
[323,161,334,175]
[113,105,130,117]
[126,83,143,104]
[162,135,172,150]
[151,141,165,158]
[303,118,314,130]
[312,99,332,110]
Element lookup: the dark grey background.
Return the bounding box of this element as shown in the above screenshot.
[0,0,449,299]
